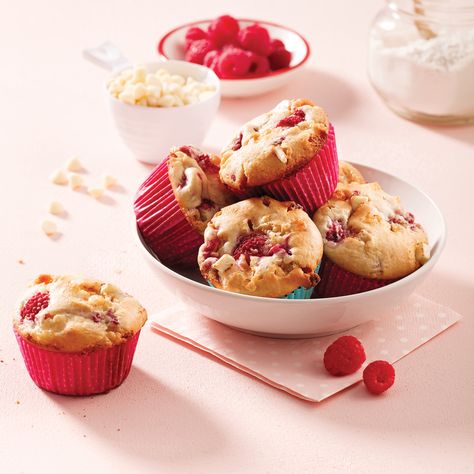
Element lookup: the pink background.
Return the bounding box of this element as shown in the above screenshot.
[1,0,473,473]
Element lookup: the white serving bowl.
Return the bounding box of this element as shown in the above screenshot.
[158,19,311,98]
[135,163,446,338]
[107,60,220,164]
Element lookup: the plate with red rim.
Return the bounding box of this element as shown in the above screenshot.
[135,162,446,338]
[157,18,311,98]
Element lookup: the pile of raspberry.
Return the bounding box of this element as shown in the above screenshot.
[183,15,292,79]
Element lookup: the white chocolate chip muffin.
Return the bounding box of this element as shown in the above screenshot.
[14,274,147,352]
[14,275,147,395]
[313,183,430,297]
[338,161,366,185]
[219,99,339,212]
[198,197,323,298]
[135,145,236,267]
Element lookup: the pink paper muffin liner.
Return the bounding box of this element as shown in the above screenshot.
[314,258,397,298]
[134,158,204,267]
[262,124,339,213]
[15,330,141,396]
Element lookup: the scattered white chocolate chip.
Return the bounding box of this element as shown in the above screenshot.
[41,220,58,236]
[68,173,84,190]
[48,201,64,215]
[51,170,68,185]
[108,65,216,107]
[103,174,118,189]
[212,254,235,273]
[274,146,288,164]
[66,156,83,172]
[88,186,104,199]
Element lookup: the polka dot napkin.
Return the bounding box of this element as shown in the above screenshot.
[151,294,461,402]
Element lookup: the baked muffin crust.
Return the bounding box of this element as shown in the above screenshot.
[338,161,366,185]
[220,99,329,191]
[198,197,323,297]
[313,183,430,279]
[14,275,147,352]
[168,146,236,233]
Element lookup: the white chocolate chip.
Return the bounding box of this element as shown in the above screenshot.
[41,220,58,236]
[103,174,118,189]
[48,201,64,215]
[66,156,83,172]
[68,173,84,190]
[88,186,104,199]
[416,242,430,264]
[51,170,68,185]
[212,254,236,273]
[274,146,288,164]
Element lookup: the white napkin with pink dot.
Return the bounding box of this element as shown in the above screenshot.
[151,294,461,402]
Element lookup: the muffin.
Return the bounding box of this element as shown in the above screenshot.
[14,274,147,395]
[220,99,339,213]
[338,161,365,185]
[134,145,235,267]
[313,183,430,297]
[198,196,323,298]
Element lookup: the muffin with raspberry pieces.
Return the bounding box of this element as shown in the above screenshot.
[135,145,235,267]
[219,99,339,212]
[13,274,147,395]
[198,196,323,298]
[313,183,430,297]
[338,161,365,185]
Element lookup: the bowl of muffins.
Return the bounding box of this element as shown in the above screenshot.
[134,98,446,337]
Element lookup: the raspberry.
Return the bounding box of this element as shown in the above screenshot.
[277,109,306,128]
[217,47,252,78]
[248,53,270,75]
[20,292,50,322]
[238,23,271,56]
[207,15,240,48]
[363,360,395,395]
[185,27,208,50]
[203,50,221,74]
[323,336,366,376]
[270,38,285,52]
[231,132,243,151]
[233,233,268,262]
[269,47,292,70]
[185,39,214,64]
[326,220,353,243]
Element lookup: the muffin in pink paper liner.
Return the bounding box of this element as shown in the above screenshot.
[219,99,338,214]
[313,183,430,298]
[13,274,147,396]
[134,145,236,267]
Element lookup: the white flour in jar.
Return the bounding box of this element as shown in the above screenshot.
[369,30,474,117]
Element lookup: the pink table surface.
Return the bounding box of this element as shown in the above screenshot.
[1,1,473,473]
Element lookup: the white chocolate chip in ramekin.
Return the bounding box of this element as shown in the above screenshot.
[51,170,68,185]
[88,186,104,199]
[274,146,288,164]
[41,220,58,236]
[48,201,64,215]
[68,173,84,190]
[66,156,83,172]
[103,174,118,189]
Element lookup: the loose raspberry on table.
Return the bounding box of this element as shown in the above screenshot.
[185,27,208,50]
[238,23,271,56]
[218,47,252,78]
[363,360,395,395]
[323,335,366,376]
[248,53,270,75]
[185,39,214,64]
[269,47,292,70]
[277,109,306,128]
[20,292,50,322]
[207,15,240,47]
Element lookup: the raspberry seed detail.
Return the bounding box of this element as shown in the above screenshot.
[20,292,50,322]
[323,335,366,376]
[363,360,395,395]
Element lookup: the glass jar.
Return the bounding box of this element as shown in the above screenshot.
[368,0,474,124]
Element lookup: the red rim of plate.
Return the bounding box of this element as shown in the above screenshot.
[157,18,311,81]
